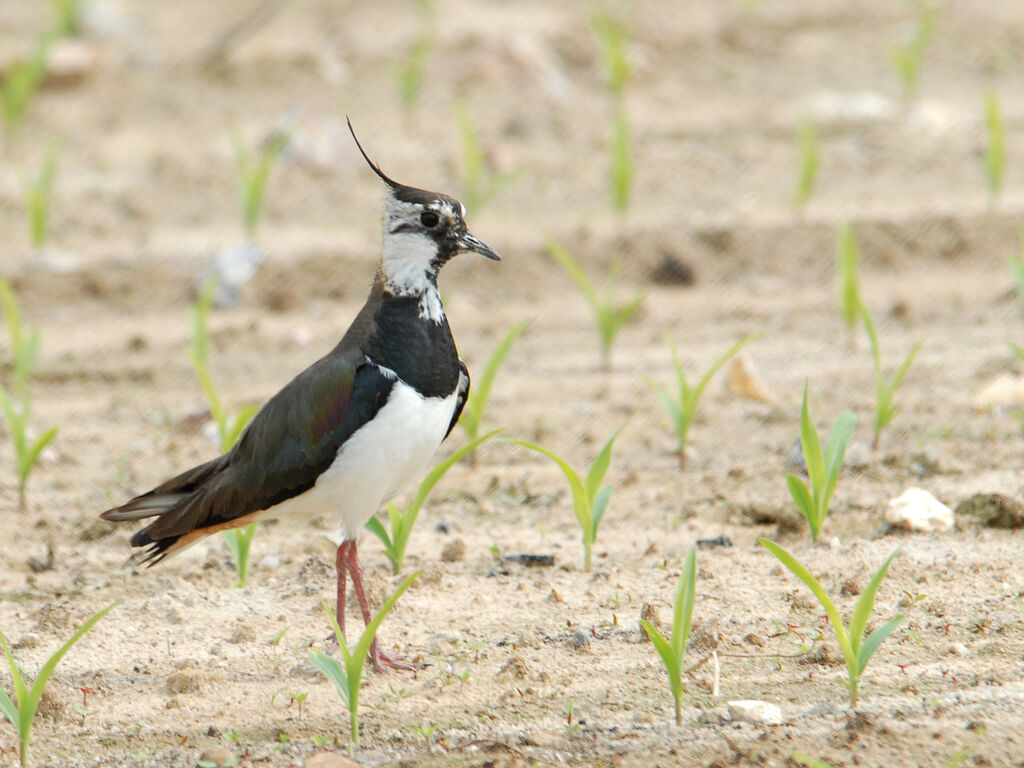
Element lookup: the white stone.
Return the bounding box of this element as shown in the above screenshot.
[884,488,954,533]
[973,374,1024,410]
[257,555,280,570]
[727,699,783,726]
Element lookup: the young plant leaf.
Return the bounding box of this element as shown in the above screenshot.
[648,333,757,466]
[640,548,697,725]
[513,427,624,571]
[308,571,421,748]
[795,114,819,209]
[982,89,1004,198]
[544,237,643,369]
[366,431,500,573]
[791,384,854,541]
[837,222,861,333]
[0,601,118,767]
[760,539,903,708]
[460,320,527,458]
[860,304,923,450]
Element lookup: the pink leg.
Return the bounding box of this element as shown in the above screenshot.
[334,540,353,636]
[336,539,414,673]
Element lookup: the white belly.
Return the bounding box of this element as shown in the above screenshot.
[267,381,458,539]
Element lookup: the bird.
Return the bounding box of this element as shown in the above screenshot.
[101,119,500,671]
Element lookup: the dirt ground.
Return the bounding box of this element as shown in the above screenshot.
[1,1,1023,766]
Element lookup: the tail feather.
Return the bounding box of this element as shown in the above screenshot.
[100,494,187,522]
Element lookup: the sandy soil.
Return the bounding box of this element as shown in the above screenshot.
[1,1,1024,766]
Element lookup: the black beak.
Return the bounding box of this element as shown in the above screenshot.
[459,231,501,261]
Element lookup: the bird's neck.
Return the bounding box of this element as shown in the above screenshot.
[379,230,444,323]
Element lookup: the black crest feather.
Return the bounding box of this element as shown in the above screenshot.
[347,117,398,189]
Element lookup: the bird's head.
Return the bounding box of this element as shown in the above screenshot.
[348,119,500,299]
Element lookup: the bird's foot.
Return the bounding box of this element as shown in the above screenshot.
[370,639,418,674]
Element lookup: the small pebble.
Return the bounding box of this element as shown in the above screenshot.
[440,538,465,563]
[885,488,954,532]
[728,699,783,726]
[572,631,590,650]
[197,748,237,768]
[304,752,360,768]
[258,555,281,569]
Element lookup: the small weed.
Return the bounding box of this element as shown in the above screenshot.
[0,29,57,135]
[459,320,527,462]
[393,1,435,110]
[982,89,1005,200]
[648,333,757,467]
[0,280,58,509]
[760,539,904,708]
[308,572,421,751]
[860,304,923,451]
[232,126,291,240]
[793,756,839,768]
[513,427,623,572]
[544,237,644,370]
[187,280,259,586]
[22,142,60,253]
[455,101,517,214]
[889,6,938,96]
[794,114,819,209]
[837,222,861,334]
[788,384,855,542]
[591,3,632,211]
[0,602,118,768]
[1009,230,1024,313]
[0,277,40,396]
[49,0,85,37]
[639,548,697,725]
[289,691,308,720]
[366,431,499,573]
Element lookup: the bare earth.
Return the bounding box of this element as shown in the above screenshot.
[1,1,1023,767]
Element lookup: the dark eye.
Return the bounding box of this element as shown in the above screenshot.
[420,211,439,228]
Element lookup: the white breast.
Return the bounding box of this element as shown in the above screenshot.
[267,380,459,539]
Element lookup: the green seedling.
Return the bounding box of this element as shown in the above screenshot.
[308,571,421,751]
[639,548,696,726]
[759,539,904,708]
[787,384,855,541]
[393,0,435,110]
[455,101,517,214]
[187,280,259,586]
[837,222,861,334]
[889,6,938,96]
[544,237,644,370]
[648,333,757,467]
[0,388,59,511]
[0,279,57,509]
[50,0,85,37]
[983,89,1005,199]
[232,127,291,240]
[1010,230,1024,313]
[793,756,839,768]
[459,320,527,462]
[0,278,40,396]
[0,29,56,134]
[591,4,632,211]
[23,142,60,252]
[860,304,923,451]
[0,602,118,767]
[513,427,623,571]
[366,430,499,573]
[794,114,819,209]
[394,35,433,111]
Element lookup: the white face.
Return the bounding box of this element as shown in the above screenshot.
[380,196,461,321]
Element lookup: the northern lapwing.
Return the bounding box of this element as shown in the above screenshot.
[101,120,500,671]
